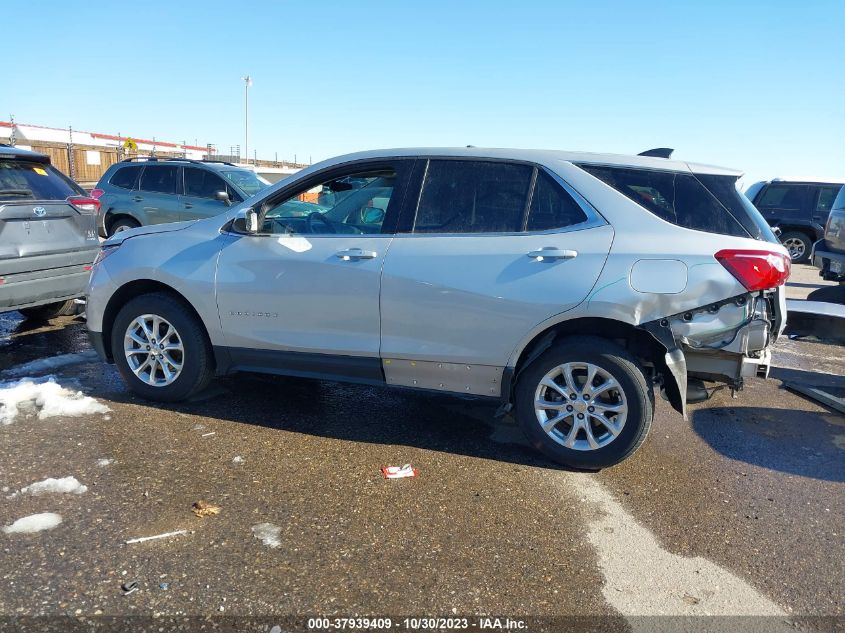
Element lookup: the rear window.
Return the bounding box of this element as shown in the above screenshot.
[578,164,756,239]
[694,174,778,243]
[109,166,141,190]
[0,160,83,202]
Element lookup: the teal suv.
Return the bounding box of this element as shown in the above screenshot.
[92,158,270,237]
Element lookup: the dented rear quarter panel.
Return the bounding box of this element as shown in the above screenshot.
[505,160,786,367]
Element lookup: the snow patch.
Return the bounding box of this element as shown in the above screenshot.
[3,513,63,534]
[9,476,87,498]
[2,351,99,378]
[251,523,282,548]
[0,376,110,425]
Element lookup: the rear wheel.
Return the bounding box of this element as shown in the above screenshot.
[18,300,77,321]
[514,337,653,470]
[108,217,140,236]
[111,292,214,402]
[780,231,812,263]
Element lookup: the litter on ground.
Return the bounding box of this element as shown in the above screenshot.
[232,455,245,464]
[251,523,282,548]
[191,500,221,517]
[3,512,63,534]
[381,464,418,479]
[124,529,188,544]
[96,458,114,467]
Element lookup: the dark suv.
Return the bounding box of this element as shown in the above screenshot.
[0,144,100,319]
[92,158,270,237]
[745,179,843,263]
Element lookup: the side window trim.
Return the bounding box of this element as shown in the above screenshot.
[519,167,539,232]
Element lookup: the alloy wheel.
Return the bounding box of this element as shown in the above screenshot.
[534,362,628,451]
[123,314,185,386]
[782,237,805,261]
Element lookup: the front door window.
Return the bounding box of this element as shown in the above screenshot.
[261,171,397,235]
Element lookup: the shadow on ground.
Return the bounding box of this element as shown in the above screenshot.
[691,395,845,482]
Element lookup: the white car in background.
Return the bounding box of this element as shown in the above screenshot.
[85,148,789,469]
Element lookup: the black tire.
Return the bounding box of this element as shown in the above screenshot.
[19,300,77,321]
[108,217,140,236]
[111,292,214,402]
[779,231,812,263]
[514,336,653,470]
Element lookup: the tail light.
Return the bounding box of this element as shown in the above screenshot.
[67,196,101,214]
[715,249,791,291]
[89,188,105,199]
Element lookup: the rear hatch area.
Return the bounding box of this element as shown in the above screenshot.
[0,158,99,310]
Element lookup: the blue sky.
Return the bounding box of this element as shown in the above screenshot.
[5,0,844,185]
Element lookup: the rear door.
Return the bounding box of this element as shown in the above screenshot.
[379,159,614,381]
[180,167,235,221]
[755,183,809,227]
[0,159,98,305]
[136,165,181,225]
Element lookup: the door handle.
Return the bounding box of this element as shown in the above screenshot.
[184,203,193,209]
[527,247,578,261]
[133,196,143,202]
[335,248,377,261]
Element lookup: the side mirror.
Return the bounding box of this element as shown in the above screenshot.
[215,191,231,206]
[232,207,259,234]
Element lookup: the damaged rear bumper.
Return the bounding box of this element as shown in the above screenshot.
[638,288,783,418]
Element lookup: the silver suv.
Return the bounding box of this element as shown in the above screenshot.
[86,148,789,469]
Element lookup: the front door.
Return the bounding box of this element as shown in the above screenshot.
[179,167,235,221]
[215,160,412,373]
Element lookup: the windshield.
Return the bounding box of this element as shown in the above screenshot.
[220,169,270,196]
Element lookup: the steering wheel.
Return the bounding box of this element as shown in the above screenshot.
[307,212,336,234]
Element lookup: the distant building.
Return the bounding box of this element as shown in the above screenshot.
[0,120,302,186]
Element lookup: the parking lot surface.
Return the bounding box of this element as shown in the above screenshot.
[0,266,842,629]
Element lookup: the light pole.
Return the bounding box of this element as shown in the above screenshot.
[242,75,252,166]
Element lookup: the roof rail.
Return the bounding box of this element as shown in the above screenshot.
[120,156,239,167]
[638,148,674,159]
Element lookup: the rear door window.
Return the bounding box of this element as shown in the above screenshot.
[0,160,83,202]
[578,164,750,238]
[756,184,808,213]
[526,171,588,231]
[413,160,533,233]
[109,166,142,190]
[139,165,178,195]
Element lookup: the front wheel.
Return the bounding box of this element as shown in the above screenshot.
[111,292,214,402]
[514,337,653,470]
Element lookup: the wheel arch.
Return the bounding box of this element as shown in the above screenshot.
[104,210,141,234]
[503,316,684,416]
[100,279,211,363]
